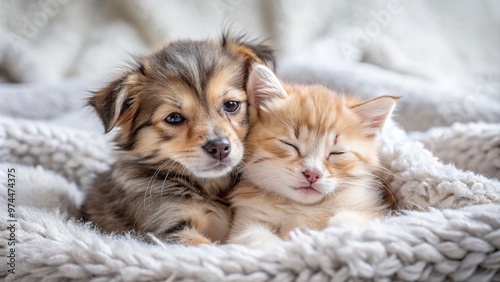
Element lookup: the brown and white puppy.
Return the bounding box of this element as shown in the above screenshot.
[81,35,275,245]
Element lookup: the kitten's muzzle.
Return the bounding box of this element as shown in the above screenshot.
[203,137,232,161]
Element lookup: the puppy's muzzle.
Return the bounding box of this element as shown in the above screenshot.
[203,137,231,161]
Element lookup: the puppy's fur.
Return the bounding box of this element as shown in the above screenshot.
[81,35,275,245]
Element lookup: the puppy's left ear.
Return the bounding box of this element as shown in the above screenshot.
[223,34,276,71]
[88,74,134,133]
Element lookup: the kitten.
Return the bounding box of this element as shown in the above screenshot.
[228,65,397,249]
[81,35,275,245]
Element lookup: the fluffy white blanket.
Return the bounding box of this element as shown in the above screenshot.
[1,1,499,281]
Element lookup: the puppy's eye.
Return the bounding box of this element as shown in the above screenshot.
[223,101,240,113]
[165,113,185,125]
[329,151,345,156]
[279,140,301,155]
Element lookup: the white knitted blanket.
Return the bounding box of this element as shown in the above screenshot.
[1,1,500,281]
[1,112,499,281]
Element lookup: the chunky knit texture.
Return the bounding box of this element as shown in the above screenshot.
[1,116,499,281]
[1,1,499,280]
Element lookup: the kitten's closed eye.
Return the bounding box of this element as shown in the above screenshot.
[279,140,301,155]
[328,150,351,163]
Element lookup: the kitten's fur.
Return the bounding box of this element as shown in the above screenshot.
[228,65,397,249]
[81,36,274,245]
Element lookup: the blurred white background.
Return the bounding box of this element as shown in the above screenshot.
[0,0,499,131]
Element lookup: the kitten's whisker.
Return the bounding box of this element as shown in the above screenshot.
[373,165,403,181]
[270,112,295,134]
[236,161,251,174]
[406,200,426,211]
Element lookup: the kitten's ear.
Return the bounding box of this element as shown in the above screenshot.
[351,95,399,136]
[88,75,134,133]
[247,64,288,111]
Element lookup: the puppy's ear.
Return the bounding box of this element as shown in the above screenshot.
[222,33,276,71]
[88,75,133,133]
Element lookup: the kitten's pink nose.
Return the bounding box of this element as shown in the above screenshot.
[303,170,321,184]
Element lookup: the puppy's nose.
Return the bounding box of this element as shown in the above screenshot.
[203,137,231,161]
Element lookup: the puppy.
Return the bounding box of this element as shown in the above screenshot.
[81,34,275,245]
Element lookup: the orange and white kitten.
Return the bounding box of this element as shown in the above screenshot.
[228,65,397,249]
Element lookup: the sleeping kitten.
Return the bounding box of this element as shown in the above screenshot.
[228,65,397,249]
[81,35,274,245]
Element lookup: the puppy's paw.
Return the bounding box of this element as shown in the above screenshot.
[181,235,212,246]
